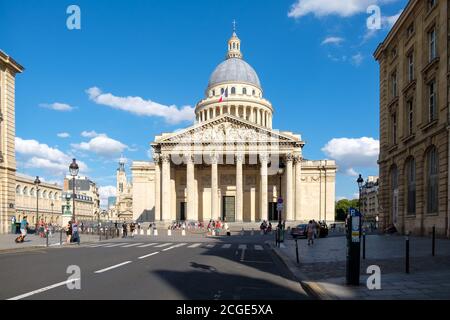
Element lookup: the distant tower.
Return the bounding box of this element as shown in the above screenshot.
[116,156,127,196]
[227,20,242,59]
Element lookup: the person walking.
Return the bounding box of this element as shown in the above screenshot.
[19,216,28,242]
[122,222,128,238]
[66,221,72,244]
[130,222,135,238]
[307,220,315,246]
[72,220,80,245]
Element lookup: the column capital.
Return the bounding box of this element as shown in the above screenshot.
[293,154,303,163]
[259,153,269,163]
[153,152,161,164]
[184,153,195,164]
[161,153,171,163]
[210,153,220,164]
[286,153,294,163]
[235,153,245,163]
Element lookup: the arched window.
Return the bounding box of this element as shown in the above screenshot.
[221,88,224,95]
[406,158,416,215]
[252,90,256,96]
[54,192,59,200]
[23,187,28,196]
[426,147,439,214]
[49,192,53,200]
[30,188,35,197]
[231,87,236,95]
[243,88,247,95]
[16,185,21,195]
[233,43,235,49]
[212,90,215,96]
[391,166,399,226]
[42,190,47,199]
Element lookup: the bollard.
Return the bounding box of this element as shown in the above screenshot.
[168,229,172,236]
[46,230,49,247]
[251,228,254,236]
[295,239,299,264]
[432,225,436,257]
[60,228,63,245]
[405,231,410,274]
[182,229,186,236]
[105,228,108,240]
[362,230,366,260]
[240,228,244,236]
[99,227,102,241]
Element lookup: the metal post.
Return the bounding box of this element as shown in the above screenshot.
[405,232,410,274]
[72,176,76,223]
[99,226,101,241]
[432,225,436,257]
[295,239,299,264]
[59,228,62,245]
[46,230,49,247]
[362,229,366,260]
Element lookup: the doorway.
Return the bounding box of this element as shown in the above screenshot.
[222,196,236,222]
[180,202,186,221]
[268,202,278,221]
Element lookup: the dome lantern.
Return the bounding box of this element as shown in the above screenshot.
[227,20,242,59]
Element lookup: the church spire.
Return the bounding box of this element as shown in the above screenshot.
[227,20,242,59]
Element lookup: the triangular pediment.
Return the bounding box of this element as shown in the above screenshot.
[155,115,302,145]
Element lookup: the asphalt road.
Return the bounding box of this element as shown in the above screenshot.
[0,235,310,300]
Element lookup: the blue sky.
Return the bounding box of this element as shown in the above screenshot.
[0,0,408,205]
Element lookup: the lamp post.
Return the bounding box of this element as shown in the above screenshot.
[69,159,79,223]
[357,174,364,212]
[34,176,41,235]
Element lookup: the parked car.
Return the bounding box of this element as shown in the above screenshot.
[290,224,308,239]
[317,221,329,238]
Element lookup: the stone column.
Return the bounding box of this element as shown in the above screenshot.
[153,153,161,221]
[236,153,244,222]
[161,153,171,221]
[260,153,268,221]
[286,153,294,221]
[294,154,302,221]
[211,154,219,220]
[186,154,195,221]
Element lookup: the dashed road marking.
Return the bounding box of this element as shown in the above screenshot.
[121,243,144,248]
[138,252,160,259]
[188,243,201,248]
[155,243,173,248]
[94,261,132,274]
[162,243,187,251]
[8,278,81,300]
[138,243,157,248]
[104,243,127,248]
[222,244,232,249]
[254,245,264,251]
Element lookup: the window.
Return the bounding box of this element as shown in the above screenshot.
[426,147,439,214]
[16,185,21,195]
[49,192,53,200]
[221,88,224,95]
[42,190,47,199]
[30,188,35,196]
[391,112,397,144]
[391,166,399,225]
[391,47,397,59]
[407,100,414,136]
[428,80,436,121]
[243,88,247,95]
[407,52,414,82]
[429,27,436,61]
[406,158,416,215]
[231,87,236,95]
[211,90,215,97]
[391,71,398,98]
[428,0,437,10]
[23,187,28,196]
[252,90,255,96]
[407,23,414,37]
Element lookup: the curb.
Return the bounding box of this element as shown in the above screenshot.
[265,240,335,300]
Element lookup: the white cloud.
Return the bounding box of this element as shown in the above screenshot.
[39,102,74,112]
[72,134,128,157]
[86,87,195,124]
[351,53,364,66]
[288,0,398,19]
[15,137,88,176]
[322,137,379,176]
[57,132,70,138]
[81,130,100,138]
[98,185,117,208]
[322,37,344,45]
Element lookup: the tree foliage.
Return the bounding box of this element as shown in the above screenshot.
[335,199,359,221]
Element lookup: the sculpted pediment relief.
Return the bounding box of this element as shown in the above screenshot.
[157,115,298,144]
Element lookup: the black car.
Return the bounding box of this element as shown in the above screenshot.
[290,224,308,239]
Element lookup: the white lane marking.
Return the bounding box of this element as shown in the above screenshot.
[94,261,132,274]
[138,252,160,259]
[205,243,215,248]
[239,244,247,261]
[138,243,157,248]
[162,243,187,252]
[88,243,112,248]
[121,243,144,248]
[154,243,172,248]
[222,244,232,249]
[280,243,286,249]
[8,278,80,300]
[188,243,201,248]
[254,245,264,251]
[104,243,127,248]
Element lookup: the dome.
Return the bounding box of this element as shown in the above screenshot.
[208,58,261,89]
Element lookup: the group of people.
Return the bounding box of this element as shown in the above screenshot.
[65,220,80,245]
[260,220,273,234]
[306,220,324,246]
[121,222,137,238]
[207,219,229,235]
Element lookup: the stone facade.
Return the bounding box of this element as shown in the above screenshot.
[15,173,63,225]
[374,0,450,237]
[0,50,23,234]
[63,175,100,219]
[360,176,379,221]
[115,158,133,221]
[131,31,336,224]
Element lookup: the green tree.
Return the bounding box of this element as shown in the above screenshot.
[335,199,360,221]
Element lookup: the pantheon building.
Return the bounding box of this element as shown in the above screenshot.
[132,31,337,224]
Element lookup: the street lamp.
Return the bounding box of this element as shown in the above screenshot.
[276,160,286,244]
[69,159,79,223]
[357,174,364,212]
[34,176,41,235]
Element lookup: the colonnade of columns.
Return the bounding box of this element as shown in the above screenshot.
[153,153,302,222]
[196,105,272,128]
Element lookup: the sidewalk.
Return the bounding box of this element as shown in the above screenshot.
[0,233,101,252]
[269,234,450,300]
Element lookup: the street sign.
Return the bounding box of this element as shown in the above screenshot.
[277,203,283,211]
[277,197,283,204]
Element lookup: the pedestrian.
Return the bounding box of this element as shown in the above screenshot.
[66,221,72,244]
[307,220,315,246]
[122,222,128,238]
[72,221,80,245]
[130,222,135,237]
[19,216,28,242]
